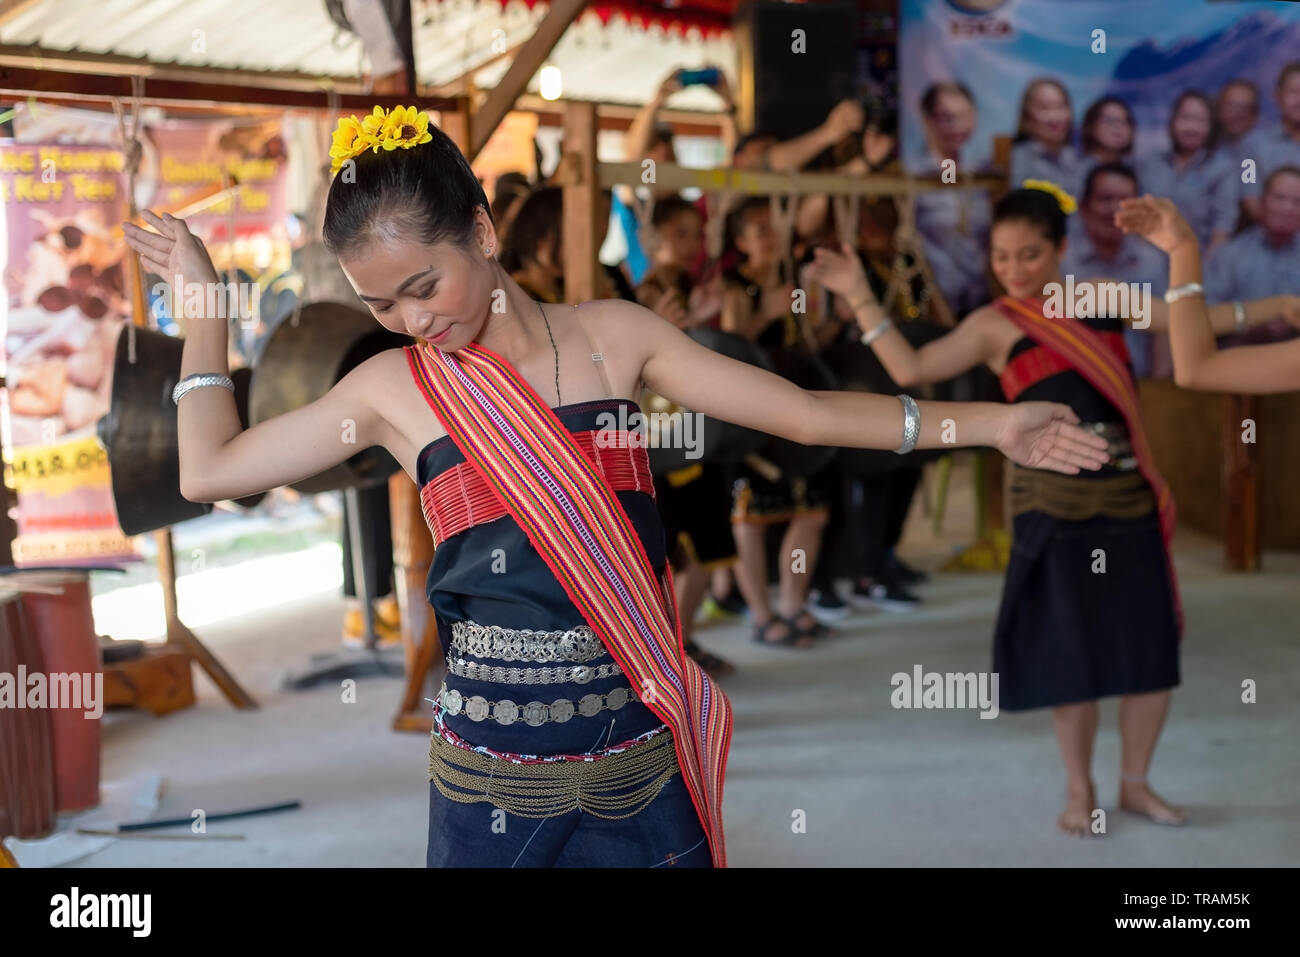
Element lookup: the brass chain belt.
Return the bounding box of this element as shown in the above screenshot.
[1009,464,1155,522]
[427,725,679,820]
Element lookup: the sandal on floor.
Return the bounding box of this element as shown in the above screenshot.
[787,611,830,641]
[685,640,737,678]
[751,617,814,649]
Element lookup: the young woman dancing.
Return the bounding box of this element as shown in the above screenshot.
[808,182,1296,836]
[123,108,1108,868]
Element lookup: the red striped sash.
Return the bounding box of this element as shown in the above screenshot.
[405,342,733,865]
[1000,331,1130,402]
[421,428,655,545]
[992,296,1183,634]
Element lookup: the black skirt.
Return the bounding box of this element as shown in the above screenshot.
[993,510,1180,712]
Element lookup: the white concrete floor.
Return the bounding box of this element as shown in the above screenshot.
[50,477,1300,867]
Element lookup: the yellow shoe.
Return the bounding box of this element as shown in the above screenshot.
[941,529,1012,572]
[342,606,402,648]
[375,594,401,630]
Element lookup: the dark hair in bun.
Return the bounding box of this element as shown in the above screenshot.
[323,120,491,259]
[992,187,1067,245]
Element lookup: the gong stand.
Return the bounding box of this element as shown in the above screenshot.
[281,481,404,691]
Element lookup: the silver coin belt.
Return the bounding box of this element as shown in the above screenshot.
[449,620,606,663]
[1082,421,1137,471]
[446,655,624,686]
[435,682,636,727]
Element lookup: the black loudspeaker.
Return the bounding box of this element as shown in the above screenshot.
[735,1,857,142]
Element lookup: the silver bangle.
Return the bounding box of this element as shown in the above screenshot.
[860,317,893,346]
[893,394,920,455]
[1233,300,1247,332]
[1163,282,1204,304]
[172,373,234,405]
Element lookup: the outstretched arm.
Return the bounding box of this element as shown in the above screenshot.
[632,304,1107,474]
[1076,277,1296,335]
[1116,195,1300,394]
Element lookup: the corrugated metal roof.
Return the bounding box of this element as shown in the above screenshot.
[1,0,365,76]
[1,0,735,108]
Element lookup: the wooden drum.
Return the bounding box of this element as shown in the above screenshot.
[0,590,55,840]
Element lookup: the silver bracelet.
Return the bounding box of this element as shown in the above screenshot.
[1233,300,1247,332]
[893,394,920,455]
[1163,282,1204,304]
[860,317,893,346]
[172,373,234,405]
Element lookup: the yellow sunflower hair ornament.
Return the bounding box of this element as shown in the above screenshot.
[329,105,434,177]
[1021,179,1077,215]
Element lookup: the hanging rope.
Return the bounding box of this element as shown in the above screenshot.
[767,181,799,288]
[111,76,145,365]
[830,193,859,251]
[704,187,734,260]
[886,172,938,321]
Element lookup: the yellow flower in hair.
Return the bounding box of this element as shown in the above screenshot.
[381,105,433,151]
[1022,179,1077,215]
[329,106,434,176]
[329,115,378,175]
[360,105,388,140]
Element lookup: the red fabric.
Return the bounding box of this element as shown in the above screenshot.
[422,429,655,546]
[999,331,1130,402]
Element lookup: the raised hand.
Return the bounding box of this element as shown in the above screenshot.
[993,402,1111,475]
[826,100,865,141]
[807,242,873,303]
[1114,195,1197,255]
[121,210,219,288]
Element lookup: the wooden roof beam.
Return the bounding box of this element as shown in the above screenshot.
[468,0,587,161]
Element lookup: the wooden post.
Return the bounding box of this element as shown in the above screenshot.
[562,100,599,305]
[1222,393,1259,570]
[388,471,441,733]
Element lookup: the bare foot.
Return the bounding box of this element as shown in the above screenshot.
[1057,784,1097,837]
[1120,780,1188,826]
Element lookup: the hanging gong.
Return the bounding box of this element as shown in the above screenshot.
[226,366,266,510]
[96,327,268,535]
[97,325,212,536]
[249,301,408,494]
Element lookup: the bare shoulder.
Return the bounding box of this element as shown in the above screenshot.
[345,344,416,393]
[575,297,672,346]
[962,304,1013,335]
